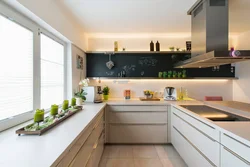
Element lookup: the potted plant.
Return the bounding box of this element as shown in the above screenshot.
[173,71,177,78]
[176,47,180,51]
[74,89,87,105]
[178,72,182,78]
[103,86,110,101]
[163,71,167,78]
[169,46,175,51]
[182,70,187,78]
[167,71,172,78]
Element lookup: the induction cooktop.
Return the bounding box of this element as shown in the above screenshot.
[180,105,250,122]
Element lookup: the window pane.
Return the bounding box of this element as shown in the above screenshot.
[41,34,64,109]
[0,15,33,120]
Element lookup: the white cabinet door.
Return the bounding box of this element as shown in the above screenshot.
[171,126,214,167]
[109,124,168,143]
[172,107,219,141]
[221,133,250,162]
[221,146,250,167]
[172,112,219,166]
[107,105,168,144]
[108,110,167,124]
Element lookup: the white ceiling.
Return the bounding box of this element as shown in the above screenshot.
[59,0,250,35]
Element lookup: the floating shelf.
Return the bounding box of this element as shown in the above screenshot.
[88,77,238,80]
[85,51,191,54]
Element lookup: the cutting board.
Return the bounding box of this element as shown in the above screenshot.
[139,97,160,101]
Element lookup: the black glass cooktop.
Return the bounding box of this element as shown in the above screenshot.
[180,105,250,122]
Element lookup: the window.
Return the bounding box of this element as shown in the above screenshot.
[0,15,33,121]
[0,4,67,131]
[41,34,64,109]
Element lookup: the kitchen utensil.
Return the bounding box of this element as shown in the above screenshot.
[164,87,177,101]
[83,86,103,103]
[106,54,114,69]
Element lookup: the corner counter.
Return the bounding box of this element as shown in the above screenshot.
[0,103,106,167]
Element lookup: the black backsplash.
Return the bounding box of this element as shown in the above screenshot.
[86,53,235,78]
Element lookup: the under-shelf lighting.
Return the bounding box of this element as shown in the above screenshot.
[91,78,230,82]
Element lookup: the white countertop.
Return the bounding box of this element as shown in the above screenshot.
[173,101,250,146]
[0,103,106,167]
[1,99,250,167]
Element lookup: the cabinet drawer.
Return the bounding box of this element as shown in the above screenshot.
[108,124,168,143]
[109,105,167,112]
[221,146,250,167]
[172,126,214,167]
[172,112,219,166]
[69,117,104,167]
[86,133,105,167]
[172,107,219,141]
[108,110,167,124]
[57,112,104,167]
[221,133,250,163]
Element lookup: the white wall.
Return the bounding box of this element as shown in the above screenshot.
[233,30,250,103]
[89,79,233,101]
[5,0,88,51]
[71,45,87,94]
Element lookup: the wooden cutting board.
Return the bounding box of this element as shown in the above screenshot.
[139,97,160,101]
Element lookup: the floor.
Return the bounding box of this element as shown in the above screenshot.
[99,145,187,167]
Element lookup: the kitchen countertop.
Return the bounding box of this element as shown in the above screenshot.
[0,103,106,167]
[1,99,250,167]
[173,101,250,146]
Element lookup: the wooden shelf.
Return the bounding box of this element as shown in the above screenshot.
[85,51,191,54]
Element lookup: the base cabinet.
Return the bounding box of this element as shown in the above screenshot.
[86,133,105,167]
[55,110,104,167]
[221,146,250,167]
[171,127,213,167]
[108,124,168,143]
[106,105,168,144]
[172,126,214,167]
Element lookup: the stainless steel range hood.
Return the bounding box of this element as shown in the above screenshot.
[175,0,250,68]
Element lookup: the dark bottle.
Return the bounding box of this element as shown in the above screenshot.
[156,41,160,51]
[150,41,154,51]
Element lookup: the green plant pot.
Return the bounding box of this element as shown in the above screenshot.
[103,95,109,101]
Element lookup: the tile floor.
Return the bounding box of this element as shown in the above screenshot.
[99,145,187,167]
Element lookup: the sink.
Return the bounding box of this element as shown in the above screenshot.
[180,105,250,122]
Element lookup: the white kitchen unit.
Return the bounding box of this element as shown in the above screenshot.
[106,105,168,143]
[220,132,250,167]
[171,106,220,167]
[55,109,104,167]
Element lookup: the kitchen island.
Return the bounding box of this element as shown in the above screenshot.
[0,99,250,167]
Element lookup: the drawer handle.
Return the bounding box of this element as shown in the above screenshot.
[173,107,215,129]
[224,133,250,148]
[173,113,216,142]
[173,126,217,167]
[223,146,250,165]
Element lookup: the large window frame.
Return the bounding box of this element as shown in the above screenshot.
[0,3,67,132]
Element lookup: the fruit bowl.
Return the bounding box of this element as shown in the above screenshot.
[143,90,154,99]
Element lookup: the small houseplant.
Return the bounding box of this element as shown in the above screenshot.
[169,46,175,51]
[103,86,110,100]
[74,89,87,105]
[167,71,172,78]
[172,71,177,78]
[178,72,182,78]
[182,70,187,78]
[176,47,180,51]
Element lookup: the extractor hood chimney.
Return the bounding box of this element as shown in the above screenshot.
[175,0,250,68]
